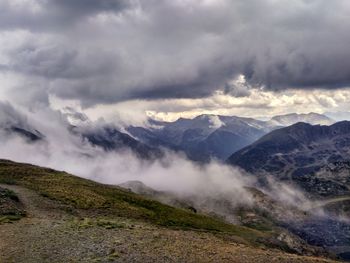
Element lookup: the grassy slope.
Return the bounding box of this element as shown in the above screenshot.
[0,159,267,244]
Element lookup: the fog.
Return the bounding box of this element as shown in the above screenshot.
[0,101,257,209]
[0,100,341,224]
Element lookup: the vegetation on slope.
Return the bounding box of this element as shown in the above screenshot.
[0,159,265,244]
[0,186,25,223]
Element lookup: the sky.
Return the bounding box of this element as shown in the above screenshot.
[1,0,350,124]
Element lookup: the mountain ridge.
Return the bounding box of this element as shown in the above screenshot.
[227,121,350,197]
[127,112,333,162]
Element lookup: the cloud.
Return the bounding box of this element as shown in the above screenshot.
[0,0,350,108]
[208,115,224,129]
[224,75,252,98]
[0,101,256,218]
[1,101,345,225]
[59,88,350,124]
[0,0,131,31]
[0,101,27,127]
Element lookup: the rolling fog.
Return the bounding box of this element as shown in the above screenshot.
[0,101,327,217]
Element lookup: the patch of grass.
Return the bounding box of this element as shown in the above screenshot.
[243,221,274,232]
[68,217,127,229]
[96,218,126,229]
[0,214,23,224]
[0,159,267,244]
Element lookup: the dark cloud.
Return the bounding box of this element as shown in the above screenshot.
[1,0,350,107]
[0,0,131,31]
[51,0,131,14]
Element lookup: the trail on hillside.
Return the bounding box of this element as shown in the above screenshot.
[0,184,68,219]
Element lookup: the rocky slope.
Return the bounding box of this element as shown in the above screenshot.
[0,160,340,262]
[228,121,350,197]
[120,180,350,260]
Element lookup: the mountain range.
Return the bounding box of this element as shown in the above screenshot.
[127,112,334,162]
[0,111,337,163]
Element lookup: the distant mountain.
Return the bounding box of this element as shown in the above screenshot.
[6,126,44,142]
[0,123,44,143]
[0,102,45,143]
[269,113,334,126]
[324,111,350,122]
[228,121,350,197]
[127,113,335,162]
[77,125,163,159]
[127,114,276,162]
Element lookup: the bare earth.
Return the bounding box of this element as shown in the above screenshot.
[0,185,339,263]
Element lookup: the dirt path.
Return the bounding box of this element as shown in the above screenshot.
[0,184,69,220]
[0,184,73,262]
[0,184,340,263]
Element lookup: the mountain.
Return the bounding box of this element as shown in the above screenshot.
[0,102,45,143]
[120,180,349,259]
[228,121,350,197]
[76,125,163,159]
[5,126,44,142]
[128,114,276,162]
[0,122,44,143]
[0,159,337,262]
[127,113,334,162]
[269,113,334,126]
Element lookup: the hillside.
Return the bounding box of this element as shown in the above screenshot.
[0,160,339,262]
[228,121,350,197]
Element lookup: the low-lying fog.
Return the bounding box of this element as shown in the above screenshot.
[0,101,347,226]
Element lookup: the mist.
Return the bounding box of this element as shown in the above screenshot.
[0,100,346,226]
[0,101,257,210]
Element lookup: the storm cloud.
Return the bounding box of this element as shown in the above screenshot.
[0,0,350,107]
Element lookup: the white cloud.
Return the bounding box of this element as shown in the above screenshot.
[49,88,350,125]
